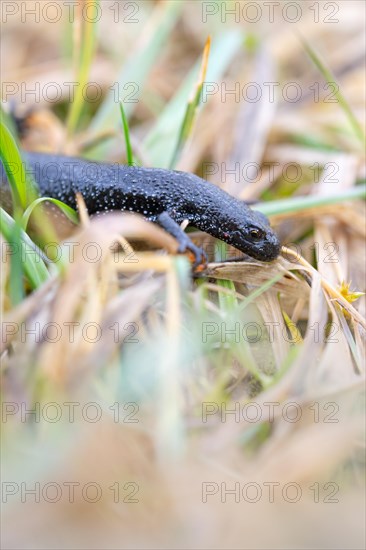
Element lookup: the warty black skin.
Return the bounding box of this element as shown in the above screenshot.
[0,152,281,263]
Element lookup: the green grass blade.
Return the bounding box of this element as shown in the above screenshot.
[0,124,60,246]
[21,198,79,230]
[301,36,365,147]
[7,221,25,305]
[255,185,366,217]
[282,310,303,343]
[1,208,49,294]
[217,279,238,311]
[0,104,18,137]
[0,121,38,213]
[143,30,244,168]
[66,0,99,136]
[238,274,284,312]
[119,102,134,166]
[290,133,341,152]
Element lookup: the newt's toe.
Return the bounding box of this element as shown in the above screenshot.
[177,241,207,271]
[185,244,207,271]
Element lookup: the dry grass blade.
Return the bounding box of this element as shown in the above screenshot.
[227,45,277,196]
[169,36,211,169]
[282,246,366,330]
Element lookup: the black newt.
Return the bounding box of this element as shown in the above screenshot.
[0,152,281,264]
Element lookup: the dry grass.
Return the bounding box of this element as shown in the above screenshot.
[1,2,365,549]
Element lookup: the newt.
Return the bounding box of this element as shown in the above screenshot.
[0,152,281,265]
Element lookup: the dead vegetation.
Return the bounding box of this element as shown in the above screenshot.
[1,1,365,549]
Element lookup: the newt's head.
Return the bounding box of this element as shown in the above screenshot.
[217,207,281,262]
[171,172,281,262]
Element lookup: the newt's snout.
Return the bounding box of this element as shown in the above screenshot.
[258,231,281,262]
[244,231,280,262]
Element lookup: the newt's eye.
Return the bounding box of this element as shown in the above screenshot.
[249,227,264,240]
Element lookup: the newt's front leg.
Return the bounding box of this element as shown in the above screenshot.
[156,212,207,269]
